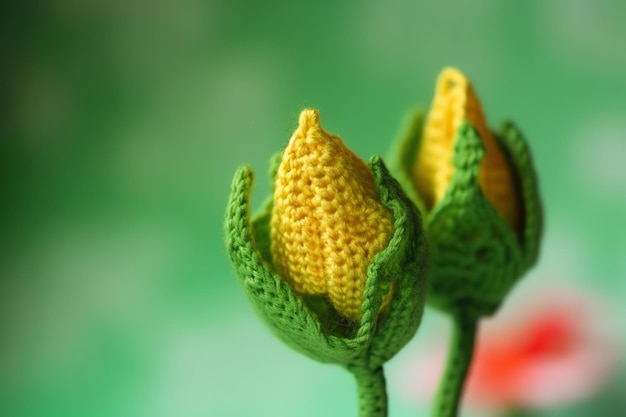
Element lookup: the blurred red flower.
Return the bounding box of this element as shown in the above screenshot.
[400,285,616,414]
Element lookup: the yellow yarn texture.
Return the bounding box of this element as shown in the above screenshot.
[412,67,520,231]
[270,109,394,321]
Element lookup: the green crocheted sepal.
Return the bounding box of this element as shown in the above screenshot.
[225,157,427,366]
[360,156,428,369]
[388,111,542,317]
[386,109,428,216]
[496,121,543,270]
[426,123,524,316]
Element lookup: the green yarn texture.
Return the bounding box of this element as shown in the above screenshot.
[388,110,543,317]
[347,360,388,417]
[224,155,428,367]
[433,312,478,417]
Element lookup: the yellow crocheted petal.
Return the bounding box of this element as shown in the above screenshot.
[413,67,521,231]
[270,109,394,320]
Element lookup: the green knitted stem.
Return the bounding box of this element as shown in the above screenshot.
[347,361,388,417]
[433,311,478,417]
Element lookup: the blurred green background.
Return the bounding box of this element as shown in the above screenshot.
[2,1,626,416]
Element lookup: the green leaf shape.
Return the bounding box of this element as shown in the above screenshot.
[360,156,428,369]
[426,122,525,317]
[496,121,543,270]
[225,157,427,365]
[386,109,428,215]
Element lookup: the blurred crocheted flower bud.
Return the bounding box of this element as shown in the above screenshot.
[389,67,542,317]
[225,108,427,369]
[413,67,521,232]
[399,285,617,416]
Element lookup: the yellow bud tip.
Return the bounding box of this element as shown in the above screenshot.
[296,108,320,135]
[289,109,334,152]
[437,67,468,95]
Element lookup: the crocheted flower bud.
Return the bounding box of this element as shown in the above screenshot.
[413,68,521,233]
[225,109,428,366]
[388,68,542,317]
[270,109,394,321]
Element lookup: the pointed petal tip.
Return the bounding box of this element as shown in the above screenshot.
[437,67,469,91]
[296,108,321,136]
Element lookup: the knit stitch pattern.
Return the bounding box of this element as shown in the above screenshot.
[413,67,521,233]
[271,109,394,321]
[225,114,427,366]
